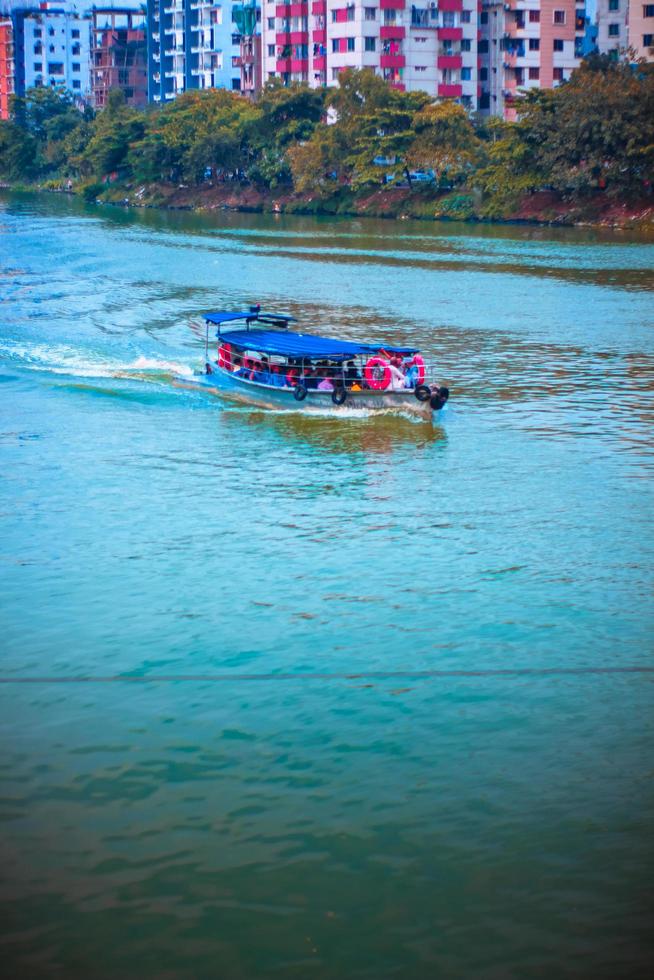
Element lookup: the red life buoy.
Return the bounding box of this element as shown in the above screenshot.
[217,342,232,369]
[410,354,425,385]
[364,356,391,391]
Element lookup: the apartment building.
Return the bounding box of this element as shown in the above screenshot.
[233,1,261,95]
[10,2,91,98]
[479,1,586,119]
[0,16,13,117]
[91,6,147,108]
[597,0,654,59]
[259,0,480,108]
[146,0,241,102]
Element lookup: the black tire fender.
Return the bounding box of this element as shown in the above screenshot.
[331,386,347,406]
[294,384,308,402]
[415,384,431,402]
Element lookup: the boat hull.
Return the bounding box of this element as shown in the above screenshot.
[201,368,435,417]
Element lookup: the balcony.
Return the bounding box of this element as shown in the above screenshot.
[437,54,462,69]
[437,27,462,41]
[313,54,325,69]
[439,0,463,9]
[313,28,326,44]
[276,57,292,71]
[311,0,326,11]
[380,25,405,40]
[380,0,405,8]
[390,82,405,91]
[380,53,405,69]
[290,57,308,72]
[275,2,307,15]
[438,82,462,97]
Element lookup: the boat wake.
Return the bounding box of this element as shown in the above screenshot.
[0,340,195,383]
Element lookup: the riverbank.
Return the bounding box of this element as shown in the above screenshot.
[10,180,654,230]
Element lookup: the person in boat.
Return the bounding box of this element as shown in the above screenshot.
[389,356,407,391]
[345,360,361,387]
[403,358,420,388]
[301,359,319,389]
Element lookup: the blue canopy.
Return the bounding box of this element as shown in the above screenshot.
[216,328,419,361]
[204,310,295,326]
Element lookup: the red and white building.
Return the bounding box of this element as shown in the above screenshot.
[0,16,13,118]
[260,0,480,108]
[479,1,586,119]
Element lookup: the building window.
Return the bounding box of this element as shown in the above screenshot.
[72,62,80,72]
[331,67,339,80]
[478,39,488,53]
[461,39,471,51]
[644,5,654,16]
[331,10,337,21]
[553,10,566,24]
[33,43,42,54]
[364,7,376,19]
[33,28,41,38]
[529,38,540,51]
[347,5,355,21]
[347,36,355,51]
[72,79,81,89]
[644,33,654,44]
[268,44,274,57]
[553,38,564,50]
[461,10,471,22]
[34,61,42,71]
[48,62,64,74]
[332,38,339,52]
[232,78,241,90]
[479,67,487,80]
[461,67,471,80]
[529,11,540,22]
[267,17,274,29]
[529,67,540,79]
[608,0,619,8]
[608,23,620,36]
[49,27,55,36]
[553,67,564,81]
[480,12,488,24]
[72,29,80,38]
[364,36,376,51]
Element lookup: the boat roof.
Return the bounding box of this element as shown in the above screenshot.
[205,310,295,327]
[204,311,419,361]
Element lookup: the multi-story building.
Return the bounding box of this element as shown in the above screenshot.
[233,1,262,95]
[597,0,654,60]
[628,1,654,59]
[479,1,586,119]
[91,6,147,108]
[146,0,241,103]
[260,0,480,108]
[0,16,13,117]
[10,2,91,99]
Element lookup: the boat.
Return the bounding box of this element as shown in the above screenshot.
[200,306,450,416]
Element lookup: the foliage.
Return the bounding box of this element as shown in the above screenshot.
[1,57,653,219]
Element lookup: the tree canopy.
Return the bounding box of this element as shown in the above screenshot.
[0,61,652,215]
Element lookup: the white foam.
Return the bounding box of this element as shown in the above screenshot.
[0,340,195,381]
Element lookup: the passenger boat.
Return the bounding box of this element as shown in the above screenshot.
[200,306,449,416]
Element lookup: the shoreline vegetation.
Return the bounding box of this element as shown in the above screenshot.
[1,60,653,230]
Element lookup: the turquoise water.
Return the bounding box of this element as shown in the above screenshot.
[1,192,653,978]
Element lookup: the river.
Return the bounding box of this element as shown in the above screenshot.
[1,191,653,978]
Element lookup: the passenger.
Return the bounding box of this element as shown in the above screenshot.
[301,359,319,389]
[345,360,361,386]
[404,359,419,388]
[231,355,243,372]
[389,356,406,391]
[317,375,334,391]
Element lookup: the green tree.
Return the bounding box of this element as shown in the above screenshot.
[406,101,481,186]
